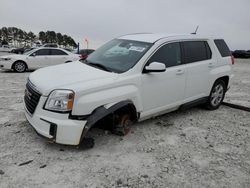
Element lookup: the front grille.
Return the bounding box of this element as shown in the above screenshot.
[24,81,41,115]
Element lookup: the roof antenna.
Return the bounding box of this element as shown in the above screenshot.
[191,25,199,35]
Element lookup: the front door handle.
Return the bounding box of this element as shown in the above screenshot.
[208,63,214,68]
[176,69,184,75]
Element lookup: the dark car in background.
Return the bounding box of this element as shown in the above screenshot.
[77,49,95,60]
[11,47,37,54]
[10,47,25,54]
[232,50,250,58]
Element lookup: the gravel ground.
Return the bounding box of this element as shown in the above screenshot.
[224,59,250,107]
[0,55,249,188]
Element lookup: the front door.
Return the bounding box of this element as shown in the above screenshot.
[27,49,51,69]
[141,42,186,118]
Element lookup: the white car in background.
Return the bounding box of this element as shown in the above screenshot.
[0,47,80,72]
[0,45,14,52]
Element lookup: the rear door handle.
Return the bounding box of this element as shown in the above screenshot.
[176,69,184,75]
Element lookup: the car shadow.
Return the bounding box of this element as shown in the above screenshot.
[0,70,34,73]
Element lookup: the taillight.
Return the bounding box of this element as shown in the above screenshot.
[231,55,235,65]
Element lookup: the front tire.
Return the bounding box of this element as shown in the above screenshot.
[13,61,27,73]
[206,80,226,110]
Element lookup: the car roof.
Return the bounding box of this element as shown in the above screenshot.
[36,47,65,50]
[118,33,212,43]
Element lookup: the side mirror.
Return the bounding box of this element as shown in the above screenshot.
[143,62,166,73]
[30,53,36,57]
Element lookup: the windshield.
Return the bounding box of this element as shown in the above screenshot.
[85,39,152,73]
[23,48,37,55]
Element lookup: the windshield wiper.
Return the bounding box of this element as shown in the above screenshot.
[85,61,112,72]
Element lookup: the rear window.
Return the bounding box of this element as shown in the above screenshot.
[51,49,68,55]
[183,41,212,63]
[214,39,231,57]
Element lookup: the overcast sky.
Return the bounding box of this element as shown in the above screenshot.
[0,0,250,50]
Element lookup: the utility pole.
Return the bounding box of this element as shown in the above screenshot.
[85,38,89,49]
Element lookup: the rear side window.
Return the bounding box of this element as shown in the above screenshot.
[214,39,231,57]
[147,42,182,68]
[183,41,212,63]
[51,49,68,55]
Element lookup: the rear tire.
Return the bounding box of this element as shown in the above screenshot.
[205,80,226,110]
[13,61,26,73]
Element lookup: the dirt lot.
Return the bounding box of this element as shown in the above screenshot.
[0,56,249,188]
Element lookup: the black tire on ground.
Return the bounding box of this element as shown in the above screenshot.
[79,137,95,149]
[112,114,132,136]
[205,80,226,110]
[13,61,27,73]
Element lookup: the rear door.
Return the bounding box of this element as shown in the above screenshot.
[50,49,69,65]
[182,41,214,103]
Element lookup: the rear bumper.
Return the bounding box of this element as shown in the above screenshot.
[24,96,87,145]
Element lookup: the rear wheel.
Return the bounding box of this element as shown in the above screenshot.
[206,80,226,110]
[13,61,26,73]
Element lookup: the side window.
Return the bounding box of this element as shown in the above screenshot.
[183,41,211,63]
[147,42,182,68]
[51,49,68,55]
[214,39,231,57]
[34,49,50,56]
[205,42,212,59]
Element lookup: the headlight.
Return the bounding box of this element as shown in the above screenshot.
[0,57,11,61]
[45,90,74,112]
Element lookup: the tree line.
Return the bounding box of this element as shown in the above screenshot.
[0,27,77,48]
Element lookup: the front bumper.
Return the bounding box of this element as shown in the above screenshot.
[0,60,13,70]
[24,96,87,145]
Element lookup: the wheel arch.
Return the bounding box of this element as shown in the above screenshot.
[214,76,229,89]
[78,100,139,144]
[86,100,138,127]
[11,60,28,70]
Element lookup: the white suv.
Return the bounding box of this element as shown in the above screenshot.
[24,33,234,146]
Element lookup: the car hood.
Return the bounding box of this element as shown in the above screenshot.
[28,61,118,96]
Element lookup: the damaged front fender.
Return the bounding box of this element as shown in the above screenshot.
[78,100,138,144]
